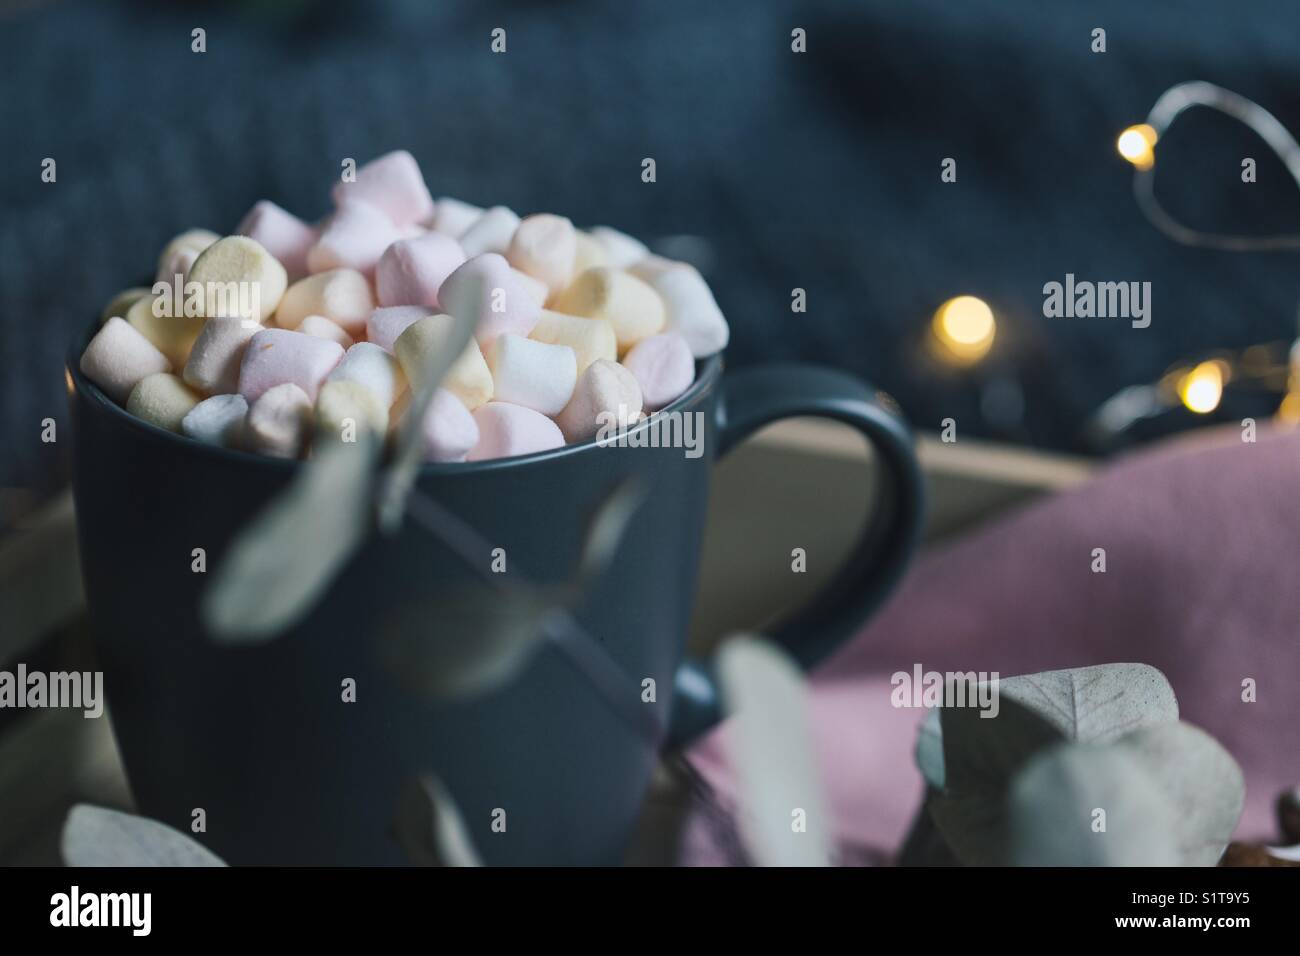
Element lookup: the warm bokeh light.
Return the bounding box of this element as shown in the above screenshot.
[1276,390,1300,425]
[930,295,996,366]
[1178,360,1224,414]
[1117,124,1158,170]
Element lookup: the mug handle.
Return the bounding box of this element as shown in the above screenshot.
[665,363,925,748]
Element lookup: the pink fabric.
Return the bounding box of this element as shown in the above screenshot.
[685,424,1300,863]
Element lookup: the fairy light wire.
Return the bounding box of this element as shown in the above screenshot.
[1133,80,1300,252]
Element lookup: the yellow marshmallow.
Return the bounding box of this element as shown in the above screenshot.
[126,294,206,369]
[126,373,202,432]
[188,235,288,322]
[394,314,494,410]
[529,310,616,373]
[315,380,389,443]
[551,267,665,353]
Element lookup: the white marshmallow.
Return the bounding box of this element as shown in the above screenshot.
[431,197,484,237]
[188,235,288,322]
[507,214,576,294]
[467,402,565,461]
[512,268,550,306]
[529,309,617,373]
[80,317,172,403]
[485,334,577,417]
[438,253,541,347]
[245,382,313,458]
[275,269,375,334]
[393,314,494,410]
[297,314,355,349]
[555,359,643,443]
[589,226,649,268]
[458,206,520,258]
[422,388,480,462]
[327,341,406,408]
[629,258,729,357]
[183,315,261,394]
[365,305,431,353]
[182,393,248,446]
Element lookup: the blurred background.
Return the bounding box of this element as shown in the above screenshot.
[5,0,1300,523]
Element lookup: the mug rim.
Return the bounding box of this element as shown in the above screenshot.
[67,321,724,474]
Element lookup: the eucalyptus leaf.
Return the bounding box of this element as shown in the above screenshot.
[918,663,1178,791]
[202,432,378,642]
[379,280,481,531]
[377,583,558,699]
[1113,721,1244,865]
[1007,743,1178,866]
[717,635,831,867]
[393,773,483,867]
[574,476,647,586]
[915,710,945,790]
[928,694,1061,865]
[62,804,227,867]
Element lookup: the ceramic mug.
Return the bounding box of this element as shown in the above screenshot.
[69,327,923,865]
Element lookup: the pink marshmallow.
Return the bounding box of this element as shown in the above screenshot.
[306,199,401,277]
[236,201,317,280]
[330,150,435,227]
[467,402,565,462]
[366,305,431,353]
[375,232,467,308]
[79,316,172,403]
[422,389,480,462]
[438,253,541,348]
[621,333,695,411]
[237,327,344,404]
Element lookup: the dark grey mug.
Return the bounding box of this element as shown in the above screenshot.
[68,326,923,866]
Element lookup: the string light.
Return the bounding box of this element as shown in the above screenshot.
[1117,124,1157,170]
[929,295,996,366]
[1087,82,1300,448]
[1178,361,1225,414]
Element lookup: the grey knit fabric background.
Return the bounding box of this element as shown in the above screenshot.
[5,0,1300,511]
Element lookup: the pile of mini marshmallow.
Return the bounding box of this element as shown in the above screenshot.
[79,150,728,462]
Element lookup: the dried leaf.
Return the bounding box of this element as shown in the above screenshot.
[717,635,831,867]
[379,280,481,531]
[393,773,482,867]
[61,804,226,867]
[1007,743,1178,866]
[202,433,378,641]
[377,583,558,699]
